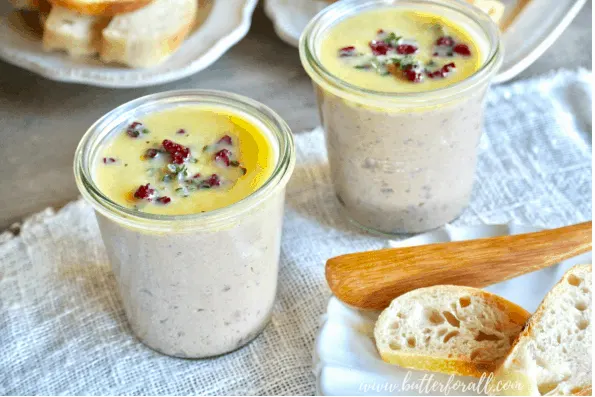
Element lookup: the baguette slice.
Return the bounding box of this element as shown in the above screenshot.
[42,5,110,57]
[374,285,531,377]
[99,0,197,68]
[47,0,152,16]
[489,264,592,396]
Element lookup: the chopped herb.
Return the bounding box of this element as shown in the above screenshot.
[383,32,402,46]
[175,187,189,197]
[202,145,209,152]
[162,174,172,183]
[240,167,247,175]
[142,128,149,134]
[230,160,240,167]
[190,157,198,164]
[166,163,187,177]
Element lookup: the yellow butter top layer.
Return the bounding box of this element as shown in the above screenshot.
[94,106,275,215]
[319,8,482,93]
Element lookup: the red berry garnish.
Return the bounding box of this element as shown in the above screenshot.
[103,157,116,164]
[433,52,439,56]
[369,40,390,55]
[218,135,233,145]
[404,69,422,83]
[396,44,417,55]
[442,62,456,73]
[436,36,455,47]
[200,174,221,188]
[177,129,186,134]
[133,184,155,200]
[338,46,357,57]
[162,139,190,164]
[145,149,159,159]
[453,43,471,56]
[126,121,146,138]
[214,149,232,166]
[426,70,441,79]
[156,196,171,204]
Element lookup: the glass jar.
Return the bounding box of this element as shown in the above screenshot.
[300,0,502,234]
[74,90,295,358]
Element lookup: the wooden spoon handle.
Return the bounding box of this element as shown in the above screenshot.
[326,221,592,311]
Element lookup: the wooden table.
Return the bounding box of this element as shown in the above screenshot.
[0,2,591,230]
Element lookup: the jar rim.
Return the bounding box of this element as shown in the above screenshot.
[299,0,504,107]
[73,90,296,232]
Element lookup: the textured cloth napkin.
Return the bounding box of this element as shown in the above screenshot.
[0,69,592,395]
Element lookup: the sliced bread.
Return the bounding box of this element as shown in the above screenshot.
[99,0,197,68]
[489,264,592,396]
[374,285,531,377]
[42,5,110,57]
[47,0,153,16]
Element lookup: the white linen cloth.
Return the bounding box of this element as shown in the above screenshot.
[0,69,592,395]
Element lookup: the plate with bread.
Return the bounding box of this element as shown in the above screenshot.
[0,0,257,87]
[315,223,592,395]
[264,0,587,83]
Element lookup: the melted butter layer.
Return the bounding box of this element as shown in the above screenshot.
[94,106,275,215]
[320,9,482,93]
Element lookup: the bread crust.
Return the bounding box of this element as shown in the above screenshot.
[489,264,592,396]
[99,0,197,68]
[375,285,531,378]
[47,0,153,16]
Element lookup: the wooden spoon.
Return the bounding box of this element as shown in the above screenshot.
[326,221,592,311]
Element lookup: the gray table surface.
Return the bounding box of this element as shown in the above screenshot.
[0,1,591,231]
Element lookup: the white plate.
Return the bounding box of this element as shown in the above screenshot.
[0,0,257,88]
[313,223,592,396]
[265,0,587,83]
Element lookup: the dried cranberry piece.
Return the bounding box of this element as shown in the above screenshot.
[442,62,456,73]
[192,173,201,179]
[404,68,422,83]
[162,139,190,164]
[396,44,417,55]
[453,43,471,56]
[201,174,221,188]
[214,149,232,166]
[134,184,155,200]
[436,36,455,47]
[177,129,186,134]
[103,157,116,164]
[426,62,456,79]
[377,29,385,34]
[338,46,357,57]
[156,196,171,204]
[426,70,442,79]
[218,135,233,145]
[369,40,390,55]
[126,121,145,138]
[145,149,159,159]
